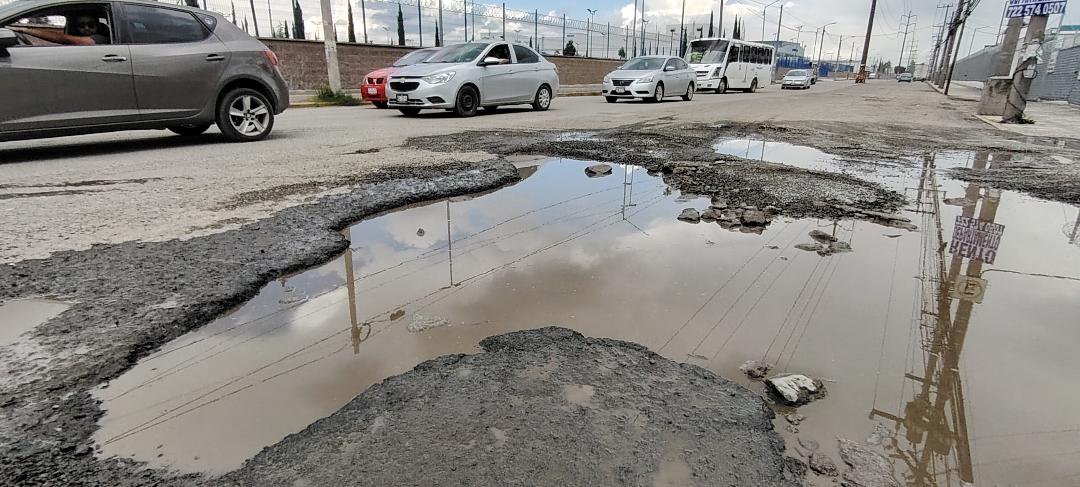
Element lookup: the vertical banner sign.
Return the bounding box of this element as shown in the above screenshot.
[1006,0,1068,17]
[949,216,1006,264]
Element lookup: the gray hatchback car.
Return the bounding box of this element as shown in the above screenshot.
[0,0,289,142]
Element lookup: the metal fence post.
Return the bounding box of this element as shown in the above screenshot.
[562,14,566,54]
[463,0,467,42]
[534,10,538,49]
[606,23,610,59]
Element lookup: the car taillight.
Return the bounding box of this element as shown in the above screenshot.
[263,50,279,67]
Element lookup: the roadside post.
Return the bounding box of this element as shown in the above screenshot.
[1002,0,1065,123]
[977,15,1023,115]
[319,0,341,91]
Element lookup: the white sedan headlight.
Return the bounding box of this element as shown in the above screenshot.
[423,72,455,85]
[636,75,655,83]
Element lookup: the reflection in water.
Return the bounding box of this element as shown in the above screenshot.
[871,152,999,486]
[92,157,1080,481]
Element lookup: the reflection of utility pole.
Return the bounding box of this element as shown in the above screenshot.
[1070,212,1080,245]
[345,246,362,354]
[446,200,454,287]
[871,151,1003,486]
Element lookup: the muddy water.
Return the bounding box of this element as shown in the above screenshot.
[94,156,1080,485]
[0,298,69,347]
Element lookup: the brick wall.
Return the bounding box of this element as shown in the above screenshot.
[262,39,622,90]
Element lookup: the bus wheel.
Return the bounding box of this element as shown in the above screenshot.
[717,78,727,94]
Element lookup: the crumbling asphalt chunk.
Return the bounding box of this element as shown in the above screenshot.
[223,327,806,487]
[0,160,521,486]
[837,438,901,487]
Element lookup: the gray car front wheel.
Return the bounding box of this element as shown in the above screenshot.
[216,88,274,142]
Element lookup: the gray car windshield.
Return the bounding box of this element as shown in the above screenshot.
[619,58,665,70]
[394,49,437,66]
[684,40,729,64]
[787,70,807,76]
[424,43,487,63]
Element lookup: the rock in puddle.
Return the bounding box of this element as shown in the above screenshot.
[795,243,825,252]
[678,208,701,223]
[808,229,837,244]
[739,360,774,381]
[584,164,613,177]
[765,374,826,407]
[838,438,901,487]
[700,208,721,222]
[785,413,805,425]
[741,209,769,226]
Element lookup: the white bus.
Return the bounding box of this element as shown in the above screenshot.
[684,38,775,93]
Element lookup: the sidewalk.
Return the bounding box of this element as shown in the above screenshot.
[930,80,1080,138]
[290,84,603,107]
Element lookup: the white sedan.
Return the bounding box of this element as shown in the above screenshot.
[603,56,697,103]
[781,69,813,89]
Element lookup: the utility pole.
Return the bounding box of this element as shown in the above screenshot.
[936,1,962,86]
[856,0,877,82]
[319,0,341,91]
[360,0,367,42]
[817,22,835,66]
[501,3,505,40]
[678,0,686,55]
[1003,14,1050,123]
[641,0,648,54]
[586,9,597,57]
[631,0,639,57]
[835,35,843,79]
[438,0,444,47]
[776,3,784,44]
[898,11,915,68]
[944,0,971,94]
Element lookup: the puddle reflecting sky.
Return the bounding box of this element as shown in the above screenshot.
[94,156,1080,485]
[0,298,69,347]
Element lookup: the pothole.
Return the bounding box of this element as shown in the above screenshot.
[89,155,1080,485]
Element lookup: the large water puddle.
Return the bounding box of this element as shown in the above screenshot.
[94,155,1080,485]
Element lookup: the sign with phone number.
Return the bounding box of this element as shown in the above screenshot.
[1006,0,1067,17]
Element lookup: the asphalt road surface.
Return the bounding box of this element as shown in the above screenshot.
[0,80,973,264]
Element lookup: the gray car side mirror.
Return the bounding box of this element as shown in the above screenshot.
[479,56,501,66]
[0,28,17,56]
[663,65,675,72]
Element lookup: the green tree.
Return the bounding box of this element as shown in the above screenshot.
[708,11,714,38]
[396,4,405,46]
[563,40,577,56]
[618,46,626,59]
[435,22,441,47]
[347,2,356,43]
[292,0,305,39]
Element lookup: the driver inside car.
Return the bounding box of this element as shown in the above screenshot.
[9,13,108,46]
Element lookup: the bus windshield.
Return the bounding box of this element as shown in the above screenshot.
[685,39,729,64]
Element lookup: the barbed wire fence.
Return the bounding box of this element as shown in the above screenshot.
[167,0,683,60]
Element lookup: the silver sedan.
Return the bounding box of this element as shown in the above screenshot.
[603,56,696,103]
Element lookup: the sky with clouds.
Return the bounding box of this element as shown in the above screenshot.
[211,0,1077,64]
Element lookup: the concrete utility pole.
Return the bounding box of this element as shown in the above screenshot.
[990,16,1023,76]
[1003,14,1049,123]
[319,0,341,91]
[631,0,639,57]
[817,22,835,66]
[501,3,505,39]
[438,0,444,46]
[763,0,780,41]
[856,0,877,82]
[776,3,784,43]
[944,0,970,94]
[935,1,962,86]
[835,35,843,78]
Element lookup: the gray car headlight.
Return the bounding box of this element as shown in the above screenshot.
[423,72,455,85]
[603,75,611,83]
[636,75,654,83]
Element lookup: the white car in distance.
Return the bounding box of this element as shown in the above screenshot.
[602,56,696,103]
[386,41,560,117]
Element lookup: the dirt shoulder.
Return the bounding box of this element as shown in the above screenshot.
[221,327,806,487]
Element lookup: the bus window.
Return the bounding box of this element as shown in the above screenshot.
[757,47,765,64]
[766,48,774,64]
[728,45,740,65]
[741,45,751,63]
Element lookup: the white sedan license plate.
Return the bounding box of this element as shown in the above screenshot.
[367,87,377,95]
[615,87,626,93]
[396,94,408,103]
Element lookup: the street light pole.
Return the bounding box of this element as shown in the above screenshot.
[817,22,835,65]
[775,3,784,44]
[642,19,650,54]
[762,0,779,41]
[586,9,597,57]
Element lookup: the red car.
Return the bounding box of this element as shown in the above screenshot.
[362,48,440,108]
